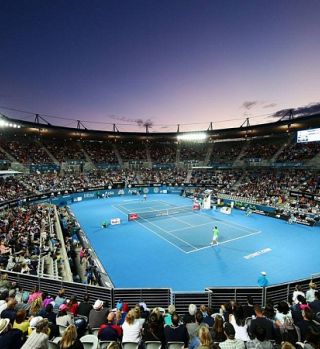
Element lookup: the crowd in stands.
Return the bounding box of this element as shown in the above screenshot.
[225,169,320,208]
[0,168,319,216]
[43,139,86,163]
[0,138,52,165]
[0,274,320,349]
[179,143,207,162]
[117,140,148,162]
[149,140,177,164]
[276,142,320,163]
[1,134,320,167]
[81,142,118,164]
[209,142,243,164]
[240,138,286,161]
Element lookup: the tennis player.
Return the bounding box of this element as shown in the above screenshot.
[211,226,219,245]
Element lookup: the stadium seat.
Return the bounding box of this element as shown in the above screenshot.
[49,340,60,349]
[167,342,185,349]
[122,342,139,349]
[80,334,99,349]
[144,341,162,349]
[99,340,113,349]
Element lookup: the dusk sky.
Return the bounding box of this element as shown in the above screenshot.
[0,0,320,132]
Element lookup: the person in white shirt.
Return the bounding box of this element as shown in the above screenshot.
[292,285,305,304]
[122,309,143,343]
[306,282,317,303]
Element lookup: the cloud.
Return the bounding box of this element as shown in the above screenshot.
[271,102,320,119]
[242,101,259,110]
[109,114,153,128]
[263,103,277,109]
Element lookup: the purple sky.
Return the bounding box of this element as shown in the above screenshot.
[0,0,320,132]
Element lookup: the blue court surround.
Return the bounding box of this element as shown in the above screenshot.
[70,194,320,291]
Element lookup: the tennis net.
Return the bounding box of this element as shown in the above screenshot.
[128,205,196,221]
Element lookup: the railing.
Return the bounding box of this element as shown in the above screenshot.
[3,270,320,312]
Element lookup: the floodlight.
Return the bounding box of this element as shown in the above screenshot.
[177,132,208,141]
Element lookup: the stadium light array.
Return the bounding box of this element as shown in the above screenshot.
[0,117,21,128]
[177,132,208,141]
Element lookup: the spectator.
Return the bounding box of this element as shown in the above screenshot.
[77,295,92,318]
[12,309,30,335]
[187,310,208,342]
[98,312,122,342]
[21,318,49,349]
[183,304,197,324]
[0,318,23,349]
[211,314,226,343]
[219,322,245,349]
[309,291,320,316]
[197,326,213,349]
[54,289,66,310]
[122,309,143,343]
[242,296,255,319]
[306,282,317,303]
[59,324,84,349]
[164,312,189,348]
[142,311,165,348]
[229,305,250,342]
[250,305,275,340]
[88,299,109,330]
[1,298,17,324]
[293,285,305,305]
[164,304,176,326]
[246,325,273,349]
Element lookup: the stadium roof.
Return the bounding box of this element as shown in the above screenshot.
[1,113,320,141]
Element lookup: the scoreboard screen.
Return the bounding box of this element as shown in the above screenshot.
[297,128,320,143]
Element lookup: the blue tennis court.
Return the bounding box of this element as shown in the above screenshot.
[70,194,320,291]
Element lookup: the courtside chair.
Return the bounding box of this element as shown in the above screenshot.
[122,342,139,349]
[167,342,185,349]
[144,341,162,349]
[80,334,99,349]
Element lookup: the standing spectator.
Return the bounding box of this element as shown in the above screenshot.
[242,296,255,319]
[306,282,317,303]
[258,272,269,288]
[309,291,320,316]
[293,285,305,305]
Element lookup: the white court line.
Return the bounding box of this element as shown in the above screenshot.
[168,220,213,233]
[186,230,262,254]
[203,214,257,234]
[140,216,198,250]
[112,206,188,253]
[170,215,195,227]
